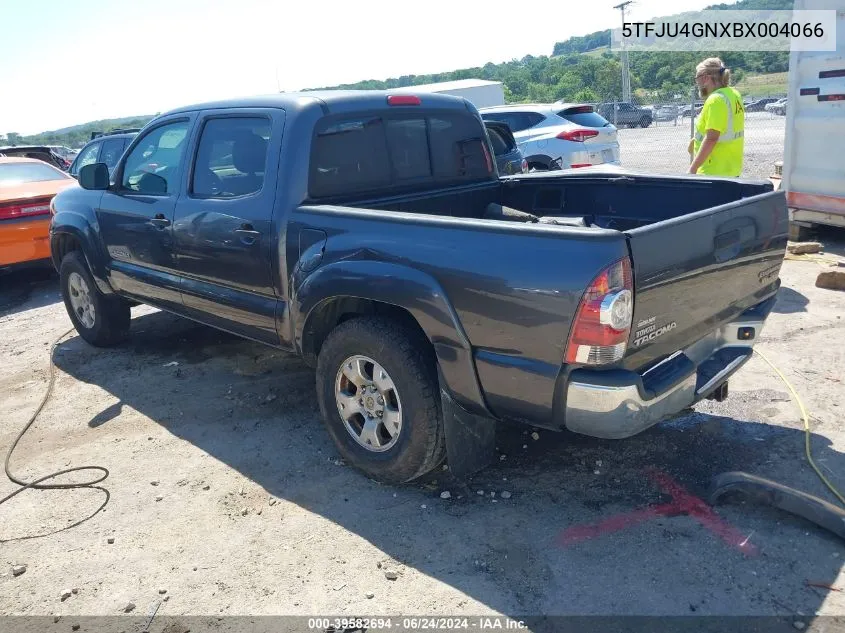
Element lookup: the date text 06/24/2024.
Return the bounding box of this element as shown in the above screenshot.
[307,617,528,630]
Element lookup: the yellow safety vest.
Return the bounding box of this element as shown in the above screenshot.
[693,87,745,177]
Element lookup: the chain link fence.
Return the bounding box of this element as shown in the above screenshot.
[588,89,787,180]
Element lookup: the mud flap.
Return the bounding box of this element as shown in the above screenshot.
[440,387,496,481]
[709,471,845,541]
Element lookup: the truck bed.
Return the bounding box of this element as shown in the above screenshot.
[336,170,774,230]
[296,169,788,428]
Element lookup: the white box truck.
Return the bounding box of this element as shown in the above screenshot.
[782,0,845,239]
[396,79,505,109]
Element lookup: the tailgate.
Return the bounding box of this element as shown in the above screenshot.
[623,190,788,370]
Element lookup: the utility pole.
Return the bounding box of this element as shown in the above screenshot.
[613,1,633,103]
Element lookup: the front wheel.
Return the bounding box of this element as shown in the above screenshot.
[315,317,445,484]
[60,251,130,347]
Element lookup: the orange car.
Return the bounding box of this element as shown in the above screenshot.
[0,157,77,270]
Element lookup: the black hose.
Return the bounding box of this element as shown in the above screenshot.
[1,328,110,543]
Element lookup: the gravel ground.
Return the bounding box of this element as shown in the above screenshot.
[618,111,785,179]
[1,229,844,631]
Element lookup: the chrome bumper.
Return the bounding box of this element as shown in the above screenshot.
[564,315,765,440]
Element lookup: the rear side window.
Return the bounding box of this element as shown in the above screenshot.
[309,112,492,199]
[192,117,271,198]
[557,107,611,128]
[481,112,544,133]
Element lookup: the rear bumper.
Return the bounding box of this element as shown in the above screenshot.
[563,302,770,439]
[0,217,51,267]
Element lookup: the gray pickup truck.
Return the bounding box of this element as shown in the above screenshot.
[49,90,788,483]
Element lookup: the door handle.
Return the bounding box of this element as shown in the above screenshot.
[150,214,171,229]
[235,223,261,245]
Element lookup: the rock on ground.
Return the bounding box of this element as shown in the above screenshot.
[816,271,845,291]
[787,241,822,255]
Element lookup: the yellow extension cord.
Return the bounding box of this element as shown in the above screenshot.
[754,349,845,508]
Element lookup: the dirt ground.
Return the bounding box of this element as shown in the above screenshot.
[1,230,845,630]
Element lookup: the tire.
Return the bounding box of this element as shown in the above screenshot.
[639,117,651,128]
[60,251,130,347]
[315,316,445,484]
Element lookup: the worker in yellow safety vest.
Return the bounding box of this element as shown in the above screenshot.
[688,57,745,177]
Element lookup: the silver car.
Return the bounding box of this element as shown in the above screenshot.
[479,103,620,171]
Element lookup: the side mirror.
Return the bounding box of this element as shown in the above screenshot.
[78,163,110,190]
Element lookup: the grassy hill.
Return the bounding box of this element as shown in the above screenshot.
[734,71,788,96]
[3,115,155,150]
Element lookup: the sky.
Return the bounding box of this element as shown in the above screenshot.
[0,0,715,135]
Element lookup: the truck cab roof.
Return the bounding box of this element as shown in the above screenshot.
[160,90,477,119]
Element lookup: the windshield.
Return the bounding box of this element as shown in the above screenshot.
[0,162,70,188]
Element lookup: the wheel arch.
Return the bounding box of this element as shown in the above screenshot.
[50,211,115,295]
[293,261,489,416]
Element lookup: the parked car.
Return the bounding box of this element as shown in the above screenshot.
[0,145,71,171]
[46,145,78,164]
[50,90,788,484]
[483,120,527,175]
[654,104,679,121]
[745,98,780,112]
[479,103,620,171]
[680,102,704,118]
[594,102,653,128]
[0,157,76,272]
[766,98,787,115]
[69,130,138,179]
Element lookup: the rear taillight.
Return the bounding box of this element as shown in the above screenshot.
[481,142,493,174]
[570,163,592,169]
[557,129,599,142]
[0,197,53,221]
[565,258,634,365]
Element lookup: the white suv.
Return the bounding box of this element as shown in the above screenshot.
[479,103,620,171]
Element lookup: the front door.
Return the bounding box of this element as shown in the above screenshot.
[96,117,194,311]
[172,110,284,344]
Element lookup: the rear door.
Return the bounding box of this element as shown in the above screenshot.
[623,181,788,370]
[172,108,284,344]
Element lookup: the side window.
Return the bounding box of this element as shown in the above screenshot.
[72,142,101,176]
[121,121,190,194]
[99,138,125,172]
[192,117,271,198]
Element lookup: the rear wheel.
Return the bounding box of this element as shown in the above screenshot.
[315,317,445,484]
[60,251,130,347]
[639,117,651,128]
